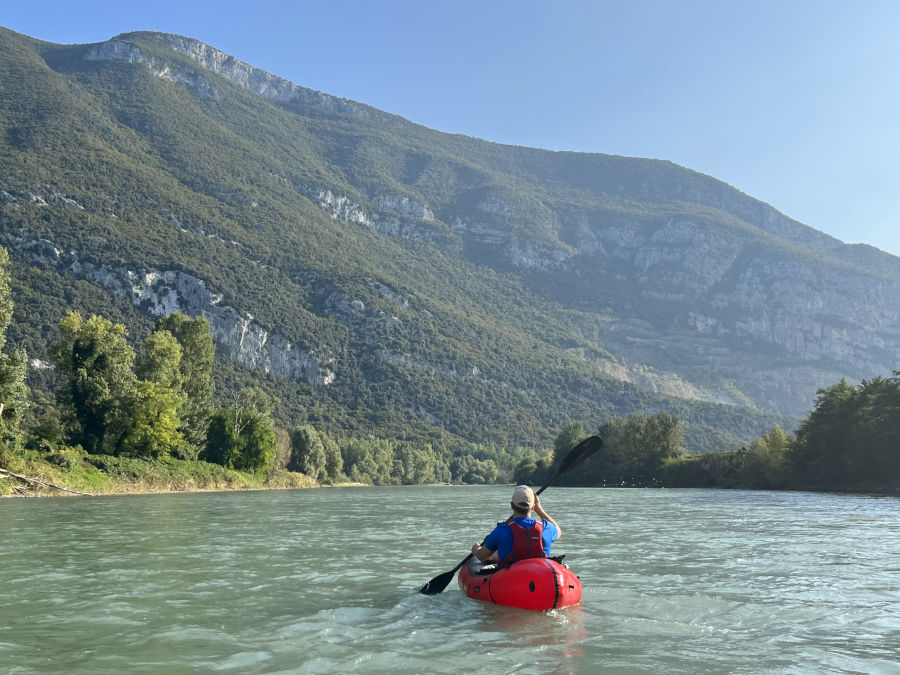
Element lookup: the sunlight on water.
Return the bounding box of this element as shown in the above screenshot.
[1,486,899,673]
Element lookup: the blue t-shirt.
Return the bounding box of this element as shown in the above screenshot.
[484,517,558,562]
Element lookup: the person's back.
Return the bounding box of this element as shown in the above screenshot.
[471,485,561,565]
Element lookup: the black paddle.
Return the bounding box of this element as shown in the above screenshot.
[419,434,603,595]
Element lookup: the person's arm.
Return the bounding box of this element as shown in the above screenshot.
[472,526,502,562]
[533,494,561,539]
[471,542,496,562]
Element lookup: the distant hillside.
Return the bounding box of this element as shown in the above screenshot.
[2,27,897,451]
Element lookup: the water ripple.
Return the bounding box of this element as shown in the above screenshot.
[2,487,899,673]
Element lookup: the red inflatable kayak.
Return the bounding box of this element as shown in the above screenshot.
[458,557,582,610]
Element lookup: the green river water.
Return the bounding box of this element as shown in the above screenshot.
[1,486,899,673]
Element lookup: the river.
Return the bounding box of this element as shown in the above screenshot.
[1,486,898,673]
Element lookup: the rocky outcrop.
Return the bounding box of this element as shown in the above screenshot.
[114,32,370,118]
[86,40,218,99]
[3,231,334,385]
[298,185,373,228]
[296,183,457,248]
[304,273,419,344]
[451,217,572,270]
[85,40,146,64]
[725,257,899,370]
[587,216,900,373]
[565,212,900,413]
[90,266,336,384]
[1,188,86,211]
[444,192,575,270]
[373,194,435,222]
[677,179,842,252]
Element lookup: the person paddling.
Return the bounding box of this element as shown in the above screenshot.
[470,485,561,566]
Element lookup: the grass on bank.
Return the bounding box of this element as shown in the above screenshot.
[0,449,319,496]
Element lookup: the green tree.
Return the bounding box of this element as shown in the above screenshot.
[233,387,271,427]
[840,375,900,485]
[232,413,275,473]
[122,380,185,458]
[273,427,292,470]
[465,457,499,484]
[450,453,472,484]
[791,379,859,487]
[0,346,29,453]
[289,425,326,481]
[530,421,586,483]
[640,410,684,474]
[0,247,28,454]
[25,418,63,453]
[50,312,138,454]
[125,329,187,459]
[202,388,276,474]
[322,431,343,483]
[791,375,900,489]
[341,438,379,484]
[154,314,215,456]
[576,411,684,486]
[552,422,583,465]
[742,425,792,488]
[395,442,447,484]
[512,458,539,485]
[451,453,499,484]
[136,329,184,392]
[0,248,14,354]
[204,408,241,467]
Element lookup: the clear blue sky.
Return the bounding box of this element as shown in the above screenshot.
[4,1,900,257]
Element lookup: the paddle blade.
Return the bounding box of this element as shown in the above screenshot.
[558,435,603,473]
[419,568,457,595]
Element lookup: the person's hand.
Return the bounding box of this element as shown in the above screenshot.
[533,494,546,515]
[471,543,481,555]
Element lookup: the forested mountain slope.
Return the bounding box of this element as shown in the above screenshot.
[2,27,897,451]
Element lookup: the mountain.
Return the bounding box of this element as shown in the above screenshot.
[1,27,898,452]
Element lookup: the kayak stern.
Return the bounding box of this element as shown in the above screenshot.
[458,557,582,611]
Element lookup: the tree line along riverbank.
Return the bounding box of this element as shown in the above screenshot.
[516,376,900,495]
[0,243,897,497]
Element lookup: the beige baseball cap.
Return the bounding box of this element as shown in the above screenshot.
[512,485,535,509]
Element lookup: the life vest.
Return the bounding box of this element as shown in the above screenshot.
[502,519,546,565]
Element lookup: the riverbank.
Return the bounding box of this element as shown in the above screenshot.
[0,450,323,497]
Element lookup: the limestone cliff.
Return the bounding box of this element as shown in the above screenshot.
[86,40,218,98]
[2,227,334,386]
[114,31,373,118]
